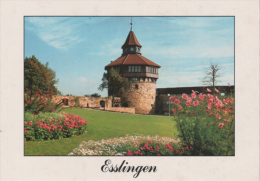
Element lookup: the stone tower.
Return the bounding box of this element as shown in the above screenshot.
[105,28,160,114]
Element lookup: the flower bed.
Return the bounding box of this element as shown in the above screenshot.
[24,113,87,141]
[68,135,182,156]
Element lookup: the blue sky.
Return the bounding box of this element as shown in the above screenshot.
[24,16,234,97]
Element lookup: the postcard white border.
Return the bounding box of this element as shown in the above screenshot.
[0,0,259,180]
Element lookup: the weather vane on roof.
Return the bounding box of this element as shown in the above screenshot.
[130,17,133,31]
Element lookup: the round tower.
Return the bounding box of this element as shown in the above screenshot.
[105,26,160,114]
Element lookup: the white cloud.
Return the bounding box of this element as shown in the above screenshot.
[25,17,83,49]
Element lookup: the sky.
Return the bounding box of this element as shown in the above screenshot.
[24,16,234,97]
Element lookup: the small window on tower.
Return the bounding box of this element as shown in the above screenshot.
[135,84,138,89]
[128,66,131,72]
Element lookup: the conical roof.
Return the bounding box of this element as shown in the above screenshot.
[121,31,142,48]
[105,54,160,70]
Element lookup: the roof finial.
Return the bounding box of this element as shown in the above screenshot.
[130,17,133,31]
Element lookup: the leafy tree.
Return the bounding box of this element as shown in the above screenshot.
[202,64,221,89]
[90,93,101,97]
[24,55,60,99]
[98,68,130,101]
[84,94,90,97]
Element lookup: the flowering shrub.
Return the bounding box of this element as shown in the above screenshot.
[24,88,63,115]
[125,141,192,156]
[24,113,87,141]
[170,86,234,156]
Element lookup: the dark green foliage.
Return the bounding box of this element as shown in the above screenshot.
[24,55,60,98]
[90,93,101,97]
[98,68,130,98]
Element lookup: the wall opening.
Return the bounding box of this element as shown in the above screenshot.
[122,102,129,107]
[62,98,68,106]
[100,100,105,107]
[135,84,138,89]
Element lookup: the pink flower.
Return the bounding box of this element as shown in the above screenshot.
[173,99,181,105]
[207,103,212,110]
[216,114,221,119]
[215,88,220,93]
[172,109,177,114]
[149,140,153,144]
[185,101,191,106]
[193,100,199,106]
[139,152,143,156]
[191,92,196,99]
[228,83,231,87]
[144,142,149,148]
[199,94,205,100]
[126,150,133,156]
[157,154,161,156]
[182,93,188,100]
[135,142,140,146]
[218,123,224,129]
[207,88,212,92]
[224,119,230,122]
[169,96,176,100]
[178,107,182,111]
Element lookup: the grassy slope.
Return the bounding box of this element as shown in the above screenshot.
[24,108,178,156]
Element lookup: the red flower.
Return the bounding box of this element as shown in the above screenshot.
[172,109,176,114]
[191,92,196,99]
[51,107,55,112]
[144,142,149,148]
[39,90,42,94]
[215,88,220,93]
[178,107,182,111]
[185,101,191,106]
[191,112,194,116]
[157,154,161,156]
[149,140,153,144]
[169,96,176,100]
[207,88,211,92]
[199,94,205,100]
[27,100,31,104]
[134,151,139,155]
[139,152,143,156]
[193,100,199,106]
[173,99,181,105]
[216,114,221,119]
[182,94,188,100]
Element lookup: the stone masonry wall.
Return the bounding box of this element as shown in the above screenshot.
[122,82,156,114]
[52,95,117,108]
[105,107,135,114]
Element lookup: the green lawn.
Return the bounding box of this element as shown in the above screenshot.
[24,108,179,156]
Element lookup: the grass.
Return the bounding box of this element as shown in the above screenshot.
[24,108,179,156]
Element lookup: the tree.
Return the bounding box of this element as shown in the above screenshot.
[90,93,101,97]
[202,64,221,89]
[98,68,130,100]
[24,55,60,99]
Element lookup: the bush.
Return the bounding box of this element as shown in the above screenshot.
[24,112,87,141]
[125,141,192,156]
[171,87,234,156]
[24,89,63,115]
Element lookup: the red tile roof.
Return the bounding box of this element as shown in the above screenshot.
[121,31,142,48]
[105,54,160,69]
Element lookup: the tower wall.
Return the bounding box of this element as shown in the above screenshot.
[122,82,156,114]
